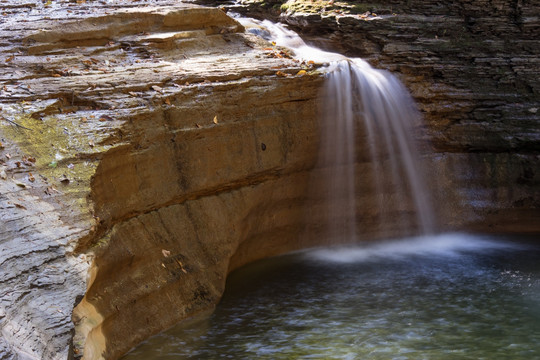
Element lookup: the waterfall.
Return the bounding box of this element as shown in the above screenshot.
[237,17,436,240]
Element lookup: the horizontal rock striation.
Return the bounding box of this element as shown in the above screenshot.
[1,0,538,359]
[1,1,330,359]
[230,0,540,231]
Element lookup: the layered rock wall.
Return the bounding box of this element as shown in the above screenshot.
[1,1,539,359]
[1,2,327,359]
[231,0,540,230]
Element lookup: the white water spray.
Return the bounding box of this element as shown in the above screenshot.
[239,17,436,239]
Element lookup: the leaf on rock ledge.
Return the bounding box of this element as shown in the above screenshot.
[14,203,26,210]
[28,173,35,182]
[162,249,171,257]
[296,70,307,76]
[44,185,59,195]
[151,85,163,93]
[99,115,113,122]
[213,115,218,124]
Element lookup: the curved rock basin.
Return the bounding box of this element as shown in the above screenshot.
[124,233,540,359]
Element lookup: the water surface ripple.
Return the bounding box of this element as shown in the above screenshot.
[124,233,540,359]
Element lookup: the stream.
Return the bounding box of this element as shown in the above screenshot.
[124,233,540,359]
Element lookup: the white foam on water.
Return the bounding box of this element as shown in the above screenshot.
[304,233,531,263]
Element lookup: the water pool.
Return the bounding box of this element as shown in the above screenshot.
[124,233,540,359]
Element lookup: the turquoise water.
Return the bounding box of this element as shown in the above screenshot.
[124,233,540,359]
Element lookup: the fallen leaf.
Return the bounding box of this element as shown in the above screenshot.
[88,140,95,147]
[81,117,88,122]
[14,203,26,210]
[276,71,289,77]
[296,69,307,76]
[5,153,10,160]
[48,161,57,168]
[164,98,171,105]
[151,85,163,93]
[162,249,171,257]
[22,156,36,166]
[128,91,138,97]
[0,168,6,180]
[5,55,14,63]
[0,141,3,149]
[15,161,21,168]
[44,185,59,195]
[67,163,74,169]
[14,181,26,188]
[28,173,35,182]
[52,73,61,78]
[99,115,113,122]
[60,176,70,184]
[175,259,188,274]
[213,115,218,124]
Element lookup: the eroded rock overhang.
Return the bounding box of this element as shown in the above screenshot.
[0,2,324,359]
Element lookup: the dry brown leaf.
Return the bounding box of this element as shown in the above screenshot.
[151,85,163,93]
[45,186,59,195]
[28,173,35,182]
[99,115,113,122]
[164,98,171,105]
[14,203,26,210]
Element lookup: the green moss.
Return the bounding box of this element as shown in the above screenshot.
[3,102,103,213]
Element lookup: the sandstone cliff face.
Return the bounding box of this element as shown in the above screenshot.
[0,1,326,359]
[230,0,540,232]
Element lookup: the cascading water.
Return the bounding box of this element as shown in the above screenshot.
[123,18,540,360]
[238,17,436,240]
